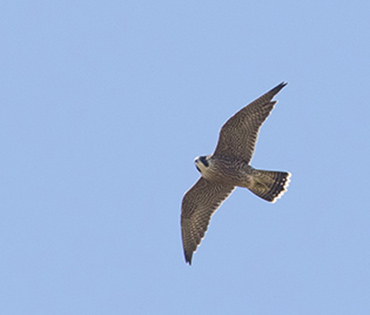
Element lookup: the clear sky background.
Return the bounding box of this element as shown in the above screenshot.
[2,1,370,314]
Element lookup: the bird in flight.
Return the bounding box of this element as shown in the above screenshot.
[181,82,291,265]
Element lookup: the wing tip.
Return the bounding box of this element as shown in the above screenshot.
[269,81,288,96]
[184,251,193,265]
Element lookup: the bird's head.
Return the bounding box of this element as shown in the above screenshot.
[194,155,210,174]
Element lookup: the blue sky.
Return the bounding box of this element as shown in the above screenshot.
[1,1,370,314]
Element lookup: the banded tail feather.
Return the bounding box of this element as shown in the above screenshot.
[249,170,291,202]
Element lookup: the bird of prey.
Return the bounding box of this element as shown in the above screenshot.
[181,82,291,265]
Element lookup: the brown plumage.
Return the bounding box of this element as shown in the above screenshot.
[181,82,291,265]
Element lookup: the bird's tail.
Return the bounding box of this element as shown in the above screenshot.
[248,170,291,202]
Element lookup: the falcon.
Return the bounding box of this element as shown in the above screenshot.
[181,82,291,265]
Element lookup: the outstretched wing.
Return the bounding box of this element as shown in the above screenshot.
[181,177,235,265]
[214,82,287,163]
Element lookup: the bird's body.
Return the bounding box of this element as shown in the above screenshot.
[195,155,254,187]
[181,82,291,265]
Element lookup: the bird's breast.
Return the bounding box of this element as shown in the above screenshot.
[202,157,251,186]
